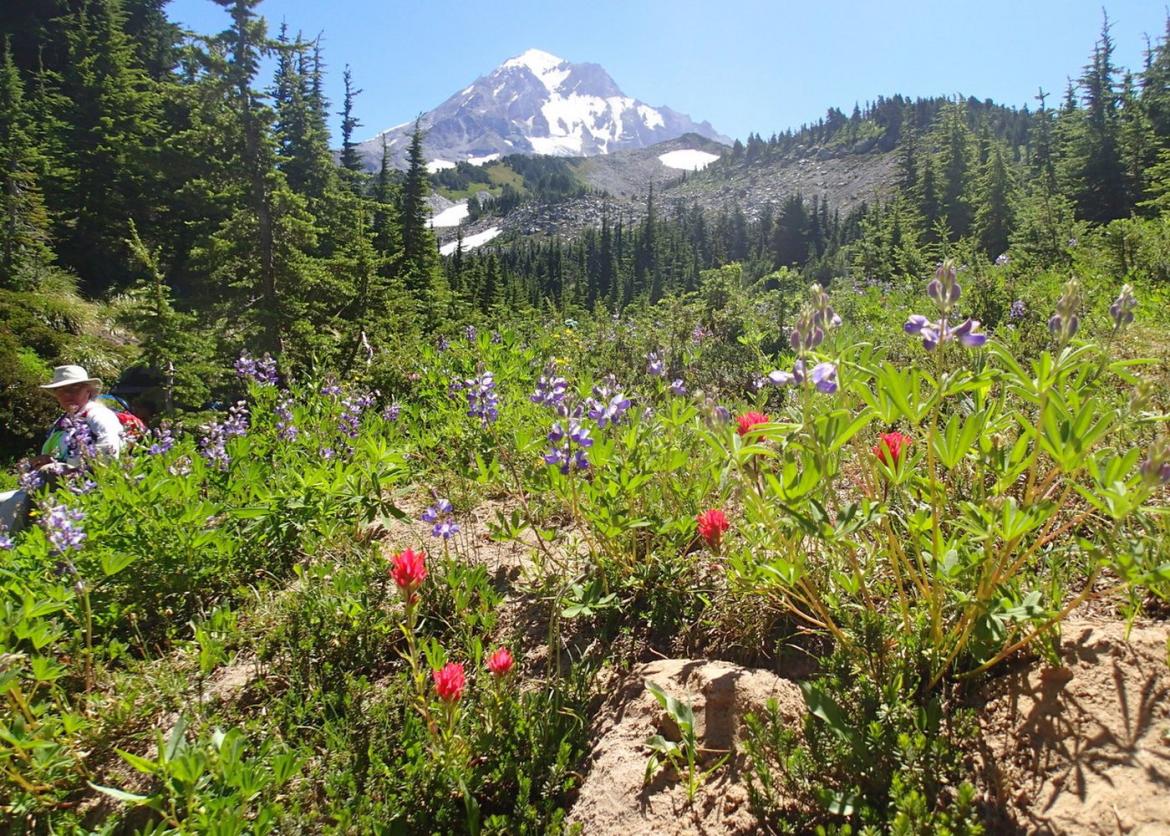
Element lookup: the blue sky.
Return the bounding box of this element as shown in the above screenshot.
[166,0,1165,144]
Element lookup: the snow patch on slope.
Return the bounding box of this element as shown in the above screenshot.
[468,153,501,166]
[658,149,720,171]
[431,202,469,228]
[440,227,501,256]
[426,159,457,173]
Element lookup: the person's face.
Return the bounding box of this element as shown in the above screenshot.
[52,383,92,413]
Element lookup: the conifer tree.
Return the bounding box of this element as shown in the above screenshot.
[339,64,363,173]
[0,39,52,288]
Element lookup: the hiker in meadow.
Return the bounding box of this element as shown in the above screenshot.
[0,365,128,534]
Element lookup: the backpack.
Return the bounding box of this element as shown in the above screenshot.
[97,394,148,442]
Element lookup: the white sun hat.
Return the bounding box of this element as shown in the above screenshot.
[39,365,103,390]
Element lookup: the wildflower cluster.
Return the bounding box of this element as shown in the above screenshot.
[1110,284,1137,331]
[0,526,13,551]
[200,402,249,469]
[545,416,593,474]
[275,398,299,441]
[904,261,987,350]
[42,501,86,554]
[646,351,665,378]
[454,371,499,425]
[234,351,278,386]
[530,366,568,411]
[1141,437,1170,486]
[148,425,176,455]
[585,376,631,429]
[759,284,841,394]
[1048,278,1082,342]
[382,402,402,422]
[421,498,460,539]
[339,391,376,439]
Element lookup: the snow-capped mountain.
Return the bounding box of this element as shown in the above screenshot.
[355,48,729,170]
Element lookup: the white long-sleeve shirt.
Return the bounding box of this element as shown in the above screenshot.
[42,400,125,467]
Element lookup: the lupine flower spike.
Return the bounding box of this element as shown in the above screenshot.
[904,261,987,350]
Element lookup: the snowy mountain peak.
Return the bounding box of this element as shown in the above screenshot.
[502,48,567,78]
[355,50,729,170]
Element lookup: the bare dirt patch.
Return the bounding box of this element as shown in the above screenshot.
[978,618,1170,835]
[567,658,804,835]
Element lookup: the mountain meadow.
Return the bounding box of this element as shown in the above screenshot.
[3,1,1170,833]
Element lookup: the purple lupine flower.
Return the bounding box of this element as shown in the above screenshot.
[168,456,192,477]
[338,392,373,438]
[464,325,478,342]
[950,318,988,348]
[808,284,842,330]
[321,378,342,397]
[810,362,839,394]
[148,425,175,456]
[464,371,499,425]
[320,447,335,460]
[1109,284,1137,330]
[235,352,279,386]
[691,325,710,344]
[926,260,962,313]
[223,402,249,439]
[1009,300,1027,320]
[790,307,824,353]
[586,383,632,429]
[764,369,796,387]
[199,428,229,469]
[42,501,86,554]
[530,368,568,409]
[647,351,666,378]
[1140,438,1170,485]
[421,497,460,539]
[437,335,450,352]
[995,253,1011,267]
[68,478,97,496]
[1048,278,1082,342]
[714,405,731,423]
[234,352,257,381]
[669,379,687,397]
[904,314,986,351]
[491,331,502,344]
[18,464,47,492]
[382,402,402,422]
[0,527,13,550]
[544,418,593,474]
[61,415,96,461]
[275,398,299,441]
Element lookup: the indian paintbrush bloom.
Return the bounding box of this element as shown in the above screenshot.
[390,547,428,594]
[696,509,730,548]
[486,647,515,677]
[736,411,770,436]
[433,662,466,702]
[1110,284,1137,330]
[873,431,913,466]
